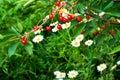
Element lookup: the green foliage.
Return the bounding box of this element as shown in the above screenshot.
[0,0,120,80]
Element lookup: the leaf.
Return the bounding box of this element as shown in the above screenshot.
[78,3,85,14]
[74,23,86,37]
[107,11,120,17]
[11,27,20,36]
[8,41,20,57]
[110,46,120,54]
[17,23,23,33]
[24,41,33,55]
[103,1,114,10]
[0,34,15,46]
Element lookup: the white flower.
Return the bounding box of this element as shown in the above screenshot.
[34,29,41,34]
[67,70,78,78]
[71,40,80,47]
[62,22,71,29]
[32,35,44,43]
[50,21,58,26]
[85,40,93,46]
[99,12,105,17]
[56,72,66,79]
[54,71,60,75]
[111,65,117,70]
[75,34,84,42]
[117,60,120,65]
[97,63,107,72]
[52,26,59,32]
[74,13,80,16]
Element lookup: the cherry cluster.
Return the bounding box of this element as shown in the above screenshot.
[21,1,116,45]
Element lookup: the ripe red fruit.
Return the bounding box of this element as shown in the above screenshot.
[76,17,82,22]
[109,30,115,36]
[75,24,79,27]
[59,16,63,21]
[57,24,62,30]
[87,15,91,20]
[62,17,68,23]
[33,26,39,31]
[46,26,51,31]
[49,14,54,19]
[56,1,61,6]
[22,37,27,45]
[94,31,99,36]
[67,14,75,20]
[102,25,106,30]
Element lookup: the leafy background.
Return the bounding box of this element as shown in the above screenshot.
[0,0,120,80]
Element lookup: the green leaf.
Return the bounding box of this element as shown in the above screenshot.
[74,23,86,37]
[0,34,4,40]
[110,46,120,54]
[17,23,23,33]
[8,41,20,57]
[107,11,120,17]
[103,1,114,10]
[78,3,85,14]
[0,34,15,46]
[24,41,33,55]
[11,27,20,36]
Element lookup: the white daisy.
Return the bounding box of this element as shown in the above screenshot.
[54,71,60,75]
[32,35,44,43]
[67,70,78,78]
[34,29,41,34]
[62,22,71,29]
[52,26,59,32]
[71,40,80,47]
[50,21,58,26]
[97,63,107,72]
[56,72,66,79]
[99,12,105,17]
[85,40,93,46]
[75,34,84,42]
[111,65,117,70]
[117,60,120,65]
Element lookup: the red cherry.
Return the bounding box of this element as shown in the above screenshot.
[87,15,91,20]
[67,14,75,20]
[22,37,27,45]
[56,1,61,6]
[49,14,54,19]
[76,17,82,22]
[62,17,68,23]
[109,30,114,36]
[75,24,79,27]
[67,14,72,20]
[33,26,39,31]
[102,25,106,30]
[81,30,85,34]
[57,24,62,30]
[59,16,63,21]
[46,26,51,31]
[94,31,99,36]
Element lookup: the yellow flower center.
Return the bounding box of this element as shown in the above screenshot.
[70,73,75,77]
[74,42,78,45]
[59,73,64,77]
[100,65,105,69]
[37,38,41,41]
[87,41,91,44]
